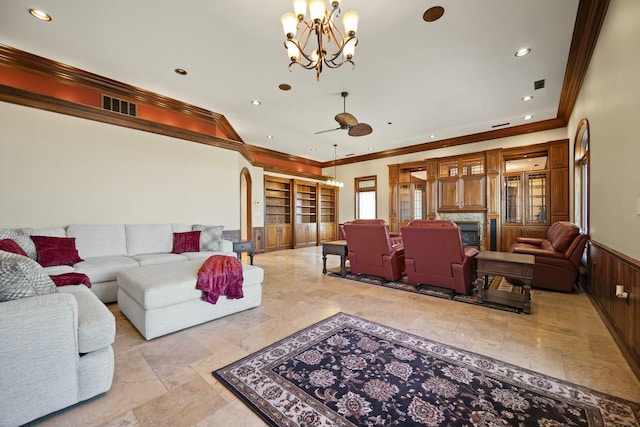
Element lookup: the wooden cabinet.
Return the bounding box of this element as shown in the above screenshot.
[388,161,431,231]
[294,181,318,248]
[319,185,338,242]
[266,224,291,250]
[438,154,486,211]
[264,176,292,251]
[549,140,569,223]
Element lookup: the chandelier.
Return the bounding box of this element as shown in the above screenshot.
[327,144,344,187]
[281,0,359,81]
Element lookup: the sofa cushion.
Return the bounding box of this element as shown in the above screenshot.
[0,239,29,257]
[117,259,263,310]
[549,223,580,253]
[58,285,115,353]
[182,251,233,261]
[73,256,139,283]
[0,250,58,302]
[172,231,201,254]
[67,224,128,259]
[126,224,174,256]
[43,265,76,275]
[192,225,224,251]
[0,228,36,259]
[132,253,189,266]
[31,236,83,267]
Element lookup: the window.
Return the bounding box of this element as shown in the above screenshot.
[574,119,590,233]
[355,176,377,219]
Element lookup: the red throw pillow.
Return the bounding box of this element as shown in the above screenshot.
[0,238,29,257]
[172,230,201,254]
[31,235,83,267]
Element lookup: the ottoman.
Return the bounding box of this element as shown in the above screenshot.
[117,258,263,339]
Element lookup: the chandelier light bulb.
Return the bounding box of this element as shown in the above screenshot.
[309,0,326,23]
[281,13,298,38]
[292,0,307,20]
[342,38,356,59]
[286,40,300,61]
[342,11,359,36]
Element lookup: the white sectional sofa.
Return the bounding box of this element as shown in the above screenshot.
[0,252,115,427]
[29,223,237,303]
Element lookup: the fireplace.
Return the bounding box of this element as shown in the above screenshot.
[456,221,480,249]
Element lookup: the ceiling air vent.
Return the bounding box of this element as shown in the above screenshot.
[534,79,545,90]
[102,94,137,117]
[491,122,510,129]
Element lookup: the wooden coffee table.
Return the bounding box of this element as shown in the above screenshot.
[322,240,348,277]
[475,251,534,314]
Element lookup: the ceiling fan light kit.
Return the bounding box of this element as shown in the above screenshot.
[281,0,359,80]
[315,92,373,137]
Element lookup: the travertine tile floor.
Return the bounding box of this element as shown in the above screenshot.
[30,246,640,426]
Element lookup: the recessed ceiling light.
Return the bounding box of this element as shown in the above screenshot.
[515,48,531,57]
[29,9,52,21]
[278,83,292,91]
[368,147,374,151]
[266,135,274,139]
[429,134,436,139]
[523,114,533,120]
[174,68,187,76]
[251,100,261,106]
[387,122,392,125]
[522,95,533,102]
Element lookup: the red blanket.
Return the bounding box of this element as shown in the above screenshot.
[196,255,244,304]
[49,272,92,288]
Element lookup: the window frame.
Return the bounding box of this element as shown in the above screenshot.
[354,175,377,219]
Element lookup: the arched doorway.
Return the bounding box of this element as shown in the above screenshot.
[573,118,590,233]
[240,168,252,241]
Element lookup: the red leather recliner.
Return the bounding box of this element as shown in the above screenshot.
[343,219,405,281]
[401,220,479,294]
[509,221,588,292]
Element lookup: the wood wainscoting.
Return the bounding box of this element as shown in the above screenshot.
[587,241,640,380]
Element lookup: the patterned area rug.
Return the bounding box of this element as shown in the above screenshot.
[327,268,523,313]
[214,313,639,426]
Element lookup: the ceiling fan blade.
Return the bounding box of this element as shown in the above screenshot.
[335,112,358,127]
[314,127,342,135]
[348,123,373,136]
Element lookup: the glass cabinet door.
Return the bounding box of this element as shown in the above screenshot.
[525,172,549,225]
[504,174,522,224]
[399,184,411,224]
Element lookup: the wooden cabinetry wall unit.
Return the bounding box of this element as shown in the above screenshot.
[264,175,338,251]
[499,140,569,250]
[438,153,486,212]
[388,139,569,251]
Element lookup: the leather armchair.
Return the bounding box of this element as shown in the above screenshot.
[343,219,405,281]
[509,221,588,292]
[401,220,479,294]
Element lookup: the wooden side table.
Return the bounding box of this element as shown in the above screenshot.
[475,251,534,314]
[232,240,255,265]
[322,240,348,277]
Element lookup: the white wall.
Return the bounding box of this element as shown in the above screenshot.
[327,128,567,224]
[0,102,254,230]
[567,0,640,261]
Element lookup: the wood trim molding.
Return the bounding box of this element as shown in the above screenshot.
[0,84,243,152]
[557,0,610,122]
[326,118,567,167]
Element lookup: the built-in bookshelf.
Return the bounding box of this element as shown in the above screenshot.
[264,176,292,250]
[294,181,317,248]
[319,185,338,242]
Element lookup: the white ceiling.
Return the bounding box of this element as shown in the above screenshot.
[0,0,580,163]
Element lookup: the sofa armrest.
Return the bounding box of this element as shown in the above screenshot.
[0,294,80,426]
[515,237,544,246]
[220,239,233,253]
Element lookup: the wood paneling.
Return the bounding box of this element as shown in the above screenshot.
[588,241,640,380]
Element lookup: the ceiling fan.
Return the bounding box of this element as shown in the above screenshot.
[315,92,373,137]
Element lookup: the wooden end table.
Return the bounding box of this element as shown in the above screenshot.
[322,240,348,277]
[232,240,255,265]
[475,251,534,314]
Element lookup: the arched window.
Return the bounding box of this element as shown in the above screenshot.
[573,119,590,233]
